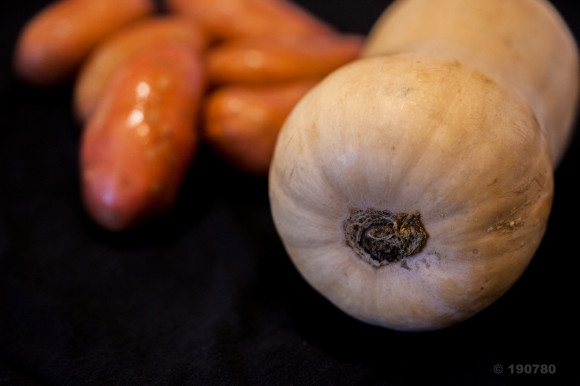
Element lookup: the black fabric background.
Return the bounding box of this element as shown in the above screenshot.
[1,1,579,385]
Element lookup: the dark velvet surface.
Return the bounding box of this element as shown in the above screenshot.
[1,1,579,385]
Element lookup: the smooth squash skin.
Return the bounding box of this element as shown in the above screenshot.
[269,54,554,331]
[268,0,578,331]
[363,0,579,167]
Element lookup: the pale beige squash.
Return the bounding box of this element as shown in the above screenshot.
[268,0,578,331]
[364,0,579,167]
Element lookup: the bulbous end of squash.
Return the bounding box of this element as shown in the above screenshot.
[269,54,554,331]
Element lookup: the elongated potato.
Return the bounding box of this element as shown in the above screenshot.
[206,34,364,85]
[204,80,317,175]
[166,0,335,42]
[80,43,205,231]
[74,16,207,121]
[14,0,154,86]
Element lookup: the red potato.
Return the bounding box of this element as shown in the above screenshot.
[165,0,335,42]
[206,34,365,85]
[80,43,205,231]
[74,16,208,121]
[204,80,318,176]
[13,0,154,86]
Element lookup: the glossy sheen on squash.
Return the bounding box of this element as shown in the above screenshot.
[268,0,577,331]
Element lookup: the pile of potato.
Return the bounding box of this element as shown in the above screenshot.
[13,0,363,231]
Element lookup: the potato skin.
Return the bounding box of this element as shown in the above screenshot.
[203,80,317,176]
[206,34,364,85]
[74,15,207,121]
[13,0,154,86]
[80,43,205,231]
[166,0,335,42]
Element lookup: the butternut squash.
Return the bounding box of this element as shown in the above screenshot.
[364,0,579,167]
[268,0,578,331]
